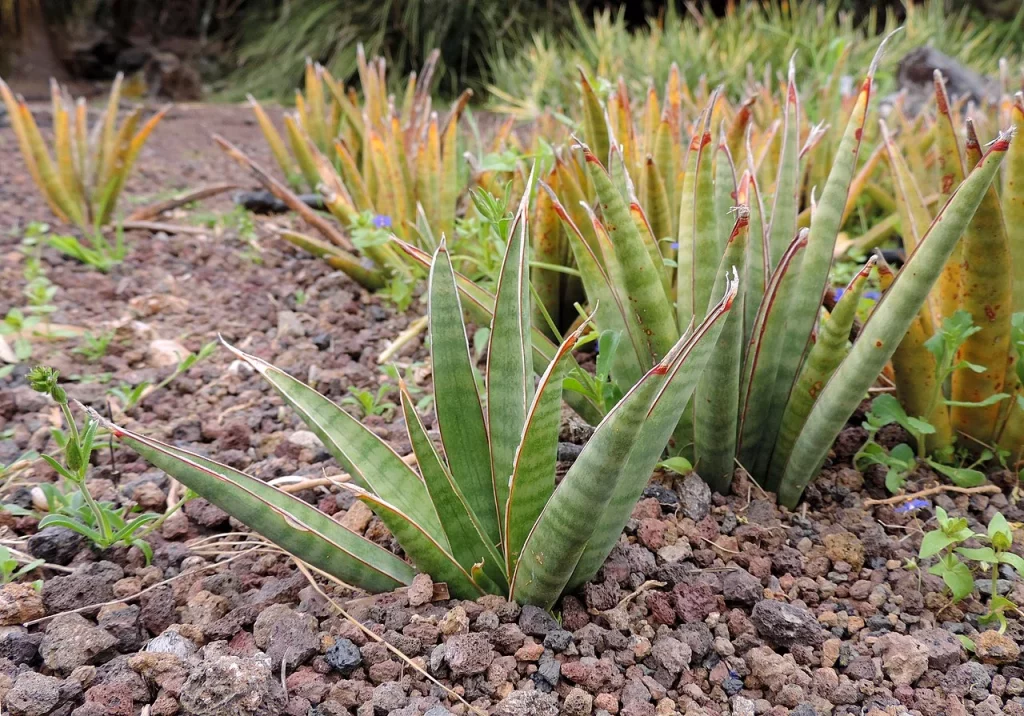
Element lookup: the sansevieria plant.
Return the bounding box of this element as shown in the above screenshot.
[96,179,736,607]
[521,34,1010,507]
[877,72,1024,461]
[0,75,167,230]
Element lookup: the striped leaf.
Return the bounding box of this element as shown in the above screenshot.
[429,242,499,544]
[778,130,1010,508]
[222,342,445,545]
[104,420,415,593]
[487,179,536,540]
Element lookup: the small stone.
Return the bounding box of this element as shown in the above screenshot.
[563,687,593,716]
[493,689,558,716]
[879,633,928,686]
[43,561,123,613]
[0,583,44,625]
[82,682,134,716]
[26,526,82,566]
[514,641,545,662]
[371,682,407,715]
[0,626,41,664]
[252,604,319,670]
[287,430,323,450]
[146,628,198,660]
[746,646,798,691]
[40,613,118,674]
[722,568,762,605]
[823,532,865,572]
[444,632,494,677]
[751,599,825,648]
[519,605,559,637]
[339,501,374,532]
[561,656,617,691]
[6,672,61,716]
[822,638,841,668]
[679,474,711,521]
[914,627,963,670]
[656,543,691,564]
[438,606,469,636]
[407,573,433,607]
[976,629,1020,665]
[731,696,756,716]
[98,604,145,652]
[543,629,572,652]
[179,655,286,716]
[651,636,691,674]
[326,638,362,675]
[276,311,306,338]
[148,339,190,368]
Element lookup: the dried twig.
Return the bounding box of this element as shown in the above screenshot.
[864,483,1001,507]
[378,315,428,365]
[126,183,240,221]
[613,580,665,610]
[213,134,354,251]
[277,453,417,493]
[120,220,213,235]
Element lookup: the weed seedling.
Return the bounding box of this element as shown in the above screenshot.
[342,384,398,420]
[0,545,43,589]
[919,507,1024,630]
[74,331,116,362]
[107,341,217,413]
[27,366,158,562]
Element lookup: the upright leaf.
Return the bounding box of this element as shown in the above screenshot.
[430,242,499,544]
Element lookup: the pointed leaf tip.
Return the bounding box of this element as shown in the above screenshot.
[868,27,902,80]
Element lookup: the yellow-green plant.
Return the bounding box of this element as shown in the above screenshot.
[99,187,735,607]
[523,38,1009,507]
[878,72,1024,461]
[488,0,1024,121]
[232,47,488,290]
[0,74,167,230]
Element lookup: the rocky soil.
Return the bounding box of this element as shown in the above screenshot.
[2,103,1024,716]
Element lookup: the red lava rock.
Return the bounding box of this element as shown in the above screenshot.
[672,581,718,624]
[645,591,676,626]
[637,518,668,550]
[561,656,618,691]
[83,682,134,716]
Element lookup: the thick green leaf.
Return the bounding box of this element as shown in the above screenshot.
[956,546,999,564]
[105,419,415,592]
[920,530,959,559]
[504,318,589,577]
[487,181,535,538]
[767,60,800,269]
[429,242,499,544]
[542,182,642,389]
[394,237,604,424]
[694,207,748,491]
[737,230,809,476]
[777,129,1010,508]
[559,276,740,599]
[398,384,506,590]
[351,487,484,599]
[223,342,445,546]
[766,258,874,489]
[579,139,678,366]
[767,50,881,464]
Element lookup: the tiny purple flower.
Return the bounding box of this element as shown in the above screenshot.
[373,214,392,229]
[670,242,679,250]
[834,287,845,299]
[894,498,931,514]
[864,290,881,301]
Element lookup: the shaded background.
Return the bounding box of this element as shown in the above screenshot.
[1,0,1021,100]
